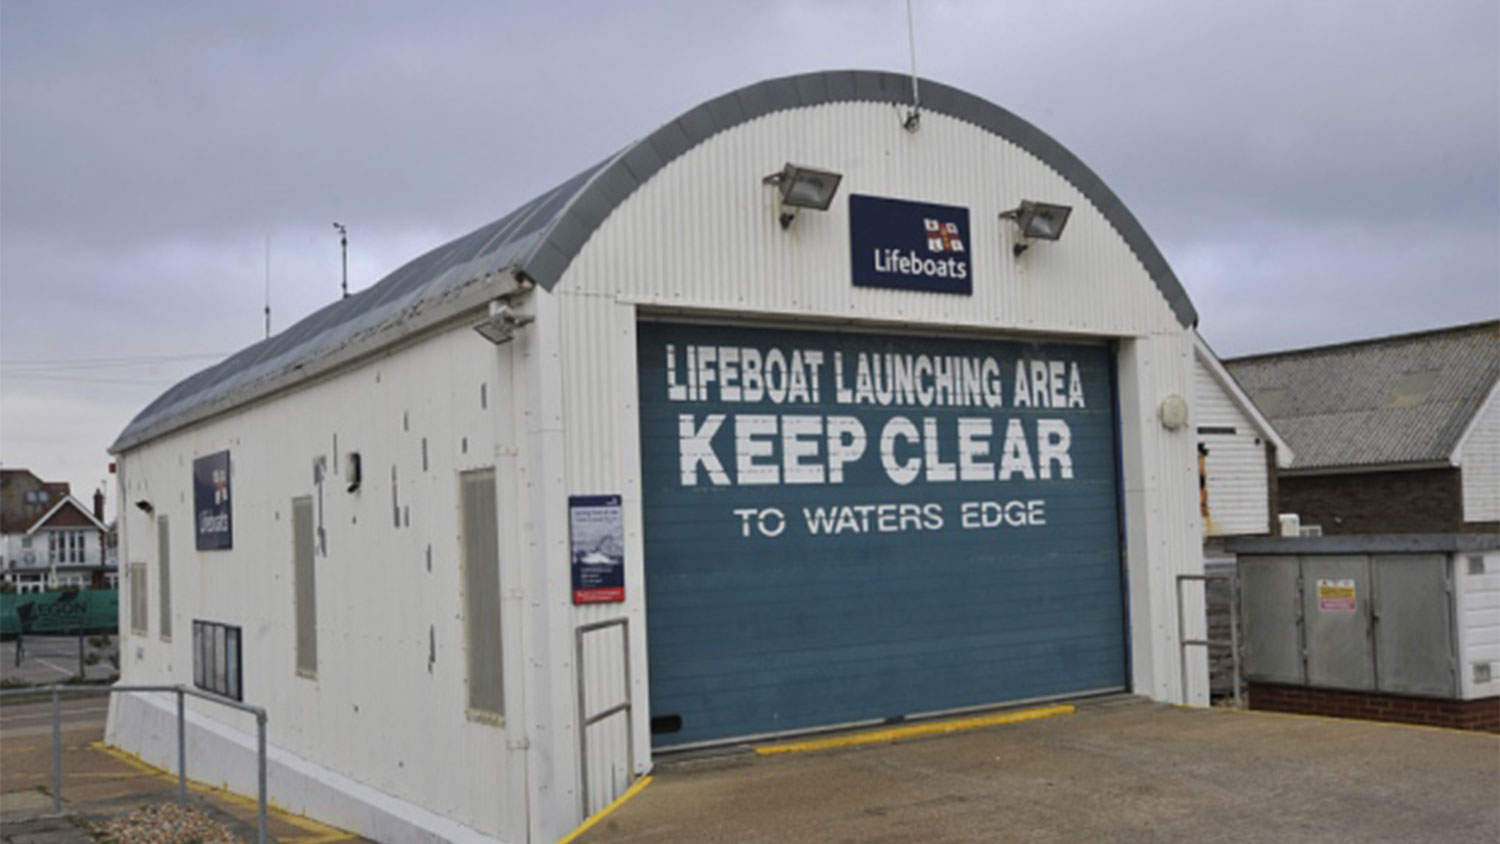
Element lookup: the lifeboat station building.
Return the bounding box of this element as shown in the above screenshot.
[108,71,1210,843]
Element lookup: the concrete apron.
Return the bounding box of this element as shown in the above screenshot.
[573,696,1500,844]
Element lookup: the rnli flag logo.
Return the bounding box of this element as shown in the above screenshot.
[213,469,230,505]
[924,219,965,253]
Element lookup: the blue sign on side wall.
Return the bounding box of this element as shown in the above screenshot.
[193,450,232,550]
[849,194,972,294]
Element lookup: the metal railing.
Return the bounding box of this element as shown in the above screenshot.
[1175,573,1242,707]
[0,684,268,844]
[575,617,633,820]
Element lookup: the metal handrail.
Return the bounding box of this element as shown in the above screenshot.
[0,683,268,844]
[1175,573,1242,707]
[575,617,633,820]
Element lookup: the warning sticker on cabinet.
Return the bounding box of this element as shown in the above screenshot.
[1317,579,1357,612]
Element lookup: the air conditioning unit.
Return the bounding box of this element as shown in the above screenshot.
[1278,513,1300,538]
[1299,524,1324,538]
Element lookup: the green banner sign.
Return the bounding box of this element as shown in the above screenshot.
[1,590,119,637]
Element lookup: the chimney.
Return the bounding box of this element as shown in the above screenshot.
[93,489,105,521]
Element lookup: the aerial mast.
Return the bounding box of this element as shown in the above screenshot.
[333,222,349,298]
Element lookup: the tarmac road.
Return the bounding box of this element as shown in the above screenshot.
[0,696,109,740]
[0,636,119,686]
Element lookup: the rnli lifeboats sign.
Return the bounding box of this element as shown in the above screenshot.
[849,194,972,294]
[192,450,233,550]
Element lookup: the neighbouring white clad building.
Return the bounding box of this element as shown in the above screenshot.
[107,71,1218,843]
[1192,333,1293,543]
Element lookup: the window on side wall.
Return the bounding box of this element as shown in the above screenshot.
[292,496,317,677]
[459,467,504,722]
[158,517,172,641]
[192,620,242,701]
[129,562,148,635]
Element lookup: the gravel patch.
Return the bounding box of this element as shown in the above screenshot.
[91,803,244,843]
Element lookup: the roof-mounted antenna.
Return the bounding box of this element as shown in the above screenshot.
[333,222,349,299]
[263,233,272,339]
[903,0,921,132]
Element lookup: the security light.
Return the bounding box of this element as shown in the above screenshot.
[134,500,154,515]
[999,201,1073,256]
[472,305,534,345]
[764,163,843,229]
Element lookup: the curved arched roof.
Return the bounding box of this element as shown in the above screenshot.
[113,69,1195,452]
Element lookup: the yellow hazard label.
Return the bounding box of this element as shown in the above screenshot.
[1317,579,1356,611]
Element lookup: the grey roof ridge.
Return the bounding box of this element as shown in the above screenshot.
[1223,319,1500,364]
[113,69,1197,454]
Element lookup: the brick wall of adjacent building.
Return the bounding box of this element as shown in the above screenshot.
[1279,468,1465,534]
[1248,682,1500,732]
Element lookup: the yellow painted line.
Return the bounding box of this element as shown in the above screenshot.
[89,741,360,841]
[555,775,654,844]
[1188,704,1500,738]
[756,703,1076,756]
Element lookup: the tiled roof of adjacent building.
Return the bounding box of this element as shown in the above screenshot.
[1224,321,1499,472]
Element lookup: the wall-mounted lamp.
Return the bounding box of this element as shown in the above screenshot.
[134,500,154,515]
[1159,394,1189,430]
[764,163,843,229]
[999,200,1073,257]
[472,304,534,345]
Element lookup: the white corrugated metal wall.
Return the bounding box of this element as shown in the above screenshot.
[1456,384,1500,523]
[109,327,529,843]
[546,101,1209,823]
[1456,551,1500,699]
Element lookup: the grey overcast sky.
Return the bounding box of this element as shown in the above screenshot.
[2,0,1497,519]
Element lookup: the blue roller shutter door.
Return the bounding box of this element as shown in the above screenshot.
[638,321,1126,748]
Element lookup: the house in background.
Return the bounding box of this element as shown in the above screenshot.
[1,469,113,591]
[1225,321,1499,535]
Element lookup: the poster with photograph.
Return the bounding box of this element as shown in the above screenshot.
[570,495,624,604]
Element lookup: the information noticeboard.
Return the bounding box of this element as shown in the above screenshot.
[570,495,624,604]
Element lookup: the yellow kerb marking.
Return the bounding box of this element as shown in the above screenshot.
[756,703,1075,756]
[556,775,654,844]
[89,741,360,842]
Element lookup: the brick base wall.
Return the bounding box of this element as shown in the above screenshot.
[1248,682,1500,732]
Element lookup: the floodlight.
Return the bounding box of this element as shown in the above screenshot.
[1000,201,1073,256]
[472,305,534,346]
[764,163,843,229]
